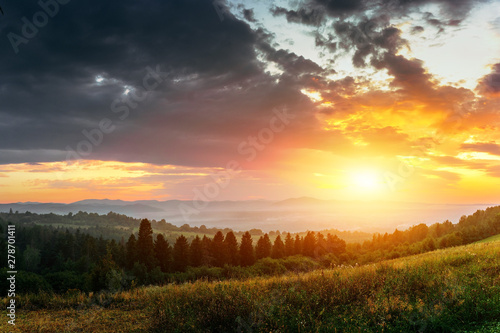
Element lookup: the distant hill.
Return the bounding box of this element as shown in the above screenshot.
[272,196,331,207]
[0,198,497,233]
[0,202,164,216]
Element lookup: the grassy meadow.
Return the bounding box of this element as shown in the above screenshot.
[476,234,500,244]
[2,238,499,332]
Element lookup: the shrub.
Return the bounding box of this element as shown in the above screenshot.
[44,271,86,293]
[0,268,52,296]
[251,258,286,276]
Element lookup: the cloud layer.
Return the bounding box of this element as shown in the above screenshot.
[1,0,499,203]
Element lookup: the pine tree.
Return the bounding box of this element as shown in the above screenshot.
[271,235,285,259]
[211,231,227,267]
[137,219,156,270]
[326,233,346,255]
[284,233,294,257]
[125,234,137,270]
[224,231,239,266]
[189,235,203,267]
[154,234,172,272]
[201,235,214,266]
[294,235,302,255]
[255,234,272,259]
[22,245,41,272]
[107,239,126,268]
[89,252,120,292]
[302,231,316,257]
[316,232,327,257]
[173,235,189,272]
[239,231,255,266]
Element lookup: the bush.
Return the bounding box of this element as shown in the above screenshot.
[44,271,86,293]
[185,266,224,281]
[318,253,340,268]
[0,268,52,296]
[89,255,124,292]
[282,255,320,272]
[251,258,286,276]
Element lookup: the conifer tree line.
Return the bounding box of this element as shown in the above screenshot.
[126,219,347,274]
[0,217,346,294]
[1,205,500,294]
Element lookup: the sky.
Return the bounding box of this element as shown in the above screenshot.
[0,0,500,204]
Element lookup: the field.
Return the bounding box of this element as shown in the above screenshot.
[2,239,499,332]
[476,234,500,244]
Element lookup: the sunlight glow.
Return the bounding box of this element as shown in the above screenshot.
[457,152,500,161]
[300,89,323,102]
[350,170,382,191]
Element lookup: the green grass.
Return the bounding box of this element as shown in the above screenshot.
[475,233,500,244]
[150,242,500,332]
[2,241,499,332]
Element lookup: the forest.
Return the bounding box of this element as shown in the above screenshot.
[1,205,500,295]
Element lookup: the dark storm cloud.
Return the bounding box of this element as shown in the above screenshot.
[477,63,500,95]
[313,0,364,16]
[1,3,256,101]
[290,0,489,84]
[270,6,325,26]
[371,50,476,120]
[373,54,430,90]
[373,26,407,52]
[327,15,434,93]
[0,0,493,167]
[0,150,67,164]
[265,48,326,76]
[423,12,463,33]
[331,18,408,68]
[277,0,489,21]
[0,0,328,166]
[242,8,257,22]
[411,25,425,34]
[1,0,262,98]
[314,33,337,52]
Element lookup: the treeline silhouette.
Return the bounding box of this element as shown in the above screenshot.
[0,210,372,244]
[1,205,500,295]
[0,210,259,240]
[0,217,345,294]
[125,219,346,273]
[349,206,500,263]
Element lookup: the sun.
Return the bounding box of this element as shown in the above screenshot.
[350,170,382,191]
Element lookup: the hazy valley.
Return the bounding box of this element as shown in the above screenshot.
[1,198,495,233]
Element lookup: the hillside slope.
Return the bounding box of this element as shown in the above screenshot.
[476,233,500,244]
[3,240,499,332]
[150,241,500,332]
